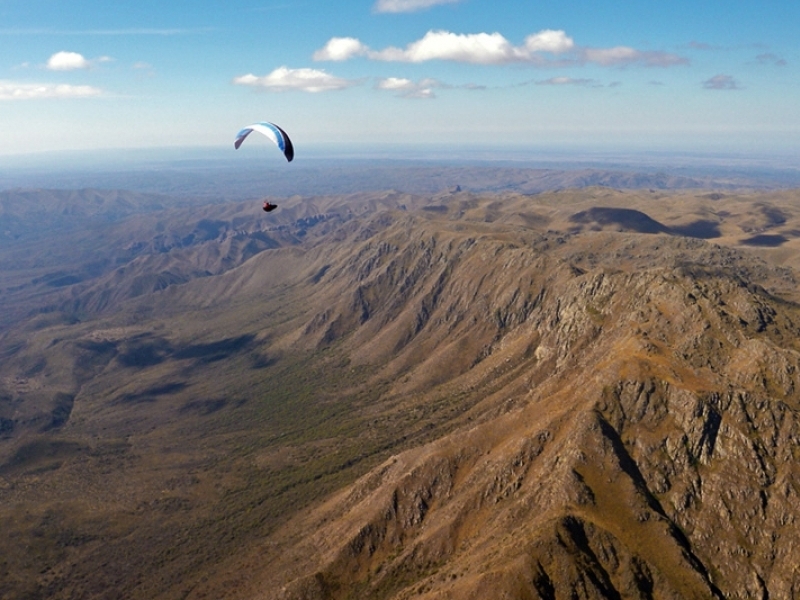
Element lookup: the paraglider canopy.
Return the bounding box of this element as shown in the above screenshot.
[234,122,294,162]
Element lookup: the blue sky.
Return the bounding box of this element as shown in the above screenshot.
[1,0,798,159]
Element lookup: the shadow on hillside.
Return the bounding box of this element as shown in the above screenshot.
[115,335,170,367]
[569,207,668,234]
[173,334,256,363]
[756,205,787,227]
[43,393,75,431]
[740,234,787,247]
[0,439,84,475]
[669,220,721,239]
[569,208,723,240]
[179,398,228,416]
[115,334,257,368]
[119,382,188,404]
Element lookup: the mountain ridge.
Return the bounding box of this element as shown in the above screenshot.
[239,228,800,600]
[1,185,800,599]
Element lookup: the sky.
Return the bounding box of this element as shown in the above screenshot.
[1,0,798,160]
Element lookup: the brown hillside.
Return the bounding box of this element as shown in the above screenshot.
[231,214,800,600]
[1,187,800,599]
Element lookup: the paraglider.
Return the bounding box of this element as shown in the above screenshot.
[234,122,294,162]
[235,121,293,214]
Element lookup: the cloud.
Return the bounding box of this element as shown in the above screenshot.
[376,77,416,90]
[580,47,688,67]
[0,80,102,100]
[232,66,358,92]
[703,74,741,90]
[524,30,574,54]
[45,51,112,70]
[536,76,597,86]
[371,31,522,64]
[685,41,718,51]
[314,30,687,67]
[373,0,461,13]
[375,77,445,98]
[756,53,787,66]
[312,37,369,61]
[46,51,90,70]
[375,76,485,98]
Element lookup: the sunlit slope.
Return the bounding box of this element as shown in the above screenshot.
[226,205,800,599]
[271,267,799,599]
[1,186,800,599]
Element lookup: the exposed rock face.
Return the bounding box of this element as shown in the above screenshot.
[250,211,800,600]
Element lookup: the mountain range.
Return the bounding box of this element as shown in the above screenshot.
[1,172,800,599]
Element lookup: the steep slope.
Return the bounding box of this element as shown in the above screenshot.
[225,215,800,600]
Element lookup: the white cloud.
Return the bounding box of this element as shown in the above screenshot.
[370,31,522,64]
[45,51,114,71]
[524,30,574,54]
[232,66,357,93]
[0,81,102,100]
[373,0,461,13]
[374,76,483,98]
[314,30,687,68]
[703,74,741,90]
[46,51,90,70]
[312,37,369,62]
[376,77,415,90]
[376,76,443,98]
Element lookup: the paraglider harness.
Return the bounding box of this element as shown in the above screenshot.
[262,201,278,212]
